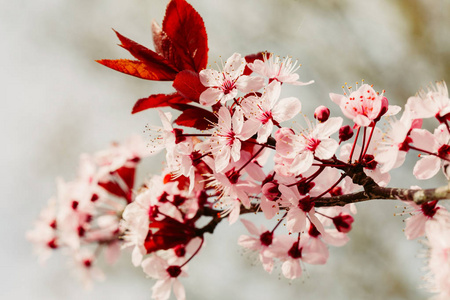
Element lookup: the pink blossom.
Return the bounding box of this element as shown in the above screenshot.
[375,109,414,173]
[199,53,264,106]
[329,84,399,127]
[241,81,302,143]
[403,200,447,240]
[424,214,450,299]
[142,255,187,300]
[247,52,314,86]
[196,106,258,172]
[410,124,450,180]
[279,184,324,234]
[406,81,450,122]
[238,219,276,272]
[275,117,342,176]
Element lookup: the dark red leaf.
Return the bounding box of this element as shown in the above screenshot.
[145,217,197,253]
[132,93,190,114]
[98,166,136,203]
[162,0,208,72]
[174,107,217,130]
[96,59,175,81]
[98,181,132,202]
[115,166,136,191]
[113,30,179,79]
[173,70,206,102]
[243,52,266,76]
[151,21,183,69]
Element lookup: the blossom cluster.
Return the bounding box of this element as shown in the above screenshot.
[27,135,149,288]
[29,0,450,299]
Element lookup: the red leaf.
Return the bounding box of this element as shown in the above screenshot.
[145,218,196,253]
[132,93,190,114]
[151,21,182,69]
[173,70,206,102]
[174,107,217,130]
[113,30,179,80]
[162,0,208,72]
[243,52,266,76]
[96,59,175,81]
[115,166,136,192]
[98,166,136,203]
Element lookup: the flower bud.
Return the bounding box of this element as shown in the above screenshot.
[314,105,330,122]
[332,213,354,233]
[339,125,353,143]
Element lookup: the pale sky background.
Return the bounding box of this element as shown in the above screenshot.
[2,0,450,299]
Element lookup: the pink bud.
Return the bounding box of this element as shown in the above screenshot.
[314,105,330,122]
[332,213,354,233]
[339,125,353,142]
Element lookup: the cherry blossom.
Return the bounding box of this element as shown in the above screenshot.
[410,124,450,180]
[407,81,450,122]
[199,53,264,106]
[241,81,302,143]
[196,106,258,172]
[142,255,187,300]
[29,0,450,297]
[275,117,342,176]
[238,219,276,273]
[329,83,399,127]
[247,52,314,86]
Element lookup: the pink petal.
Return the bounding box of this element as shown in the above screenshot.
[405,214,427,240]
[282,260,302,279]
[329,93,345,105]
[214,147,231,173]
[315,139,338,160]
[199,88,223,106]
[316,117,342,138]
[199,69,221,87]
[303,239,328,265]
[173,279,186,300]
[257,121,273,144]
[272,97,302,123]
[240,120,260,140]
[410,129,438,153]
[286,208,306,233]
[236,75,265,93]
[152,279,172,300]
[223,53,245,78]
[240,219,260,236]
[413,155,441,180]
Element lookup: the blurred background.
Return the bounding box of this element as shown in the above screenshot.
[2,0,449,299]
